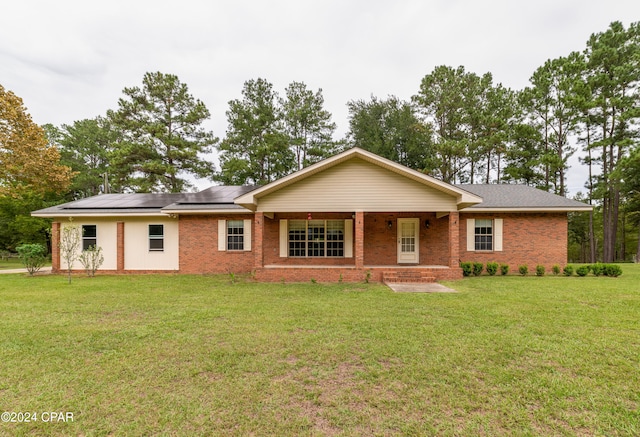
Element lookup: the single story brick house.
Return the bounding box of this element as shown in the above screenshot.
[32,148,591,282]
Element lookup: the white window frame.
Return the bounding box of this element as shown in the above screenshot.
[279,219,353,258]
[218,219,252,252]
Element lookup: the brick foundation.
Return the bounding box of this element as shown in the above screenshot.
[254,266,463,283]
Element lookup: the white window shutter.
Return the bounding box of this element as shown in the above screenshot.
[243,219,252,251]
[466,219,475,252]
[218,219,226,251]
[494,218,503,252]
[279,219,288,257]
[344,219,353,258]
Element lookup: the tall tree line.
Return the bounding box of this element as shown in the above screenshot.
[347,21,639,263]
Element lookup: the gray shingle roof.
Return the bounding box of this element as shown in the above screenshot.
[455,184,591,210]
[32,183,591,217]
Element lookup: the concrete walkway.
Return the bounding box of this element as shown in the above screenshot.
[0,266,52,275]
[386,282,457,293]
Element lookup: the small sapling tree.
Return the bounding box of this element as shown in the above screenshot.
[79,245,104,277]
[60,220,81,283]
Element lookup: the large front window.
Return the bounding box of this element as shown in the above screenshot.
[288,220,344,257]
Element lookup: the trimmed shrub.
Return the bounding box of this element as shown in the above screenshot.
[563,265,574,276]
[486,262,499,276]
[552,264,561,275]
[590,263,605,276]
[472,262,483,276]
[519,264,528,276]
[535,265,545,277]
[500,264,509,276]
[16,244,47,276]
[576,265,590,277]
[460,262,473,277]
[604,264,622,277]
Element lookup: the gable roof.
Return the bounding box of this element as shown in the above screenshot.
[32,150,592,218]
[457,184,592,212]
[234,147,483,211]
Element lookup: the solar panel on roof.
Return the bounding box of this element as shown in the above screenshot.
[174,186,257,204]
[64,193,185,209]
[56,186,259,211]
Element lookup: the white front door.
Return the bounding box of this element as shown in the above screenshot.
[397,218,420,264]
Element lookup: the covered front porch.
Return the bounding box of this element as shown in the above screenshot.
[232,148,481,283]
[251,211,462,283]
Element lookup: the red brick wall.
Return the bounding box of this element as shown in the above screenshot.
[117,222,124,272]
[179,215,255,274]
[448,211,460,267]
[459,213,568,271]
[362,212,450,266]
[51,222,60,272]
[252,211,455,269]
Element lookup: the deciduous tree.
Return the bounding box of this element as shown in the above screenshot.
[0,84,73,198]
[347,95,433,171]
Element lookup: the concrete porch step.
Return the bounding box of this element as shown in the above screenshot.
[382,271,437,284]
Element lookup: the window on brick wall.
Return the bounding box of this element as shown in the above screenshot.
[82,225,97,251]
[466,218,503,252]
[149,224,164,251]
[218,219,252,252]
[288,220,345,257]
[226,220,244,251]
[474,219,493,251]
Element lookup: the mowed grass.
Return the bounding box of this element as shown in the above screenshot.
[0,258,27,270]
[1,267,639,436]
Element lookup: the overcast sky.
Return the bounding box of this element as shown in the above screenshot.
[2,0,639,194]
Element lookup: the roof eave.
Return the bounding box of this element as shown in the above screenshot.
[31,211,167,218]
[160,208,253,215]
[460,206,594,213]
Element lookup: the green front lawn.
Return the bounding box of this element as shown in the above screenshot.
[1,267,639,436]
[0,257,25,270]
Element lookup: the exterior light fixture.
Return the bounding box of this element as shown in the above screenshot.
[387,220,393,229]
